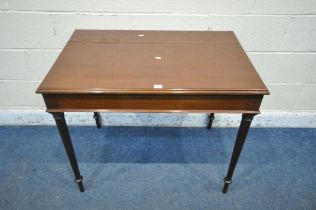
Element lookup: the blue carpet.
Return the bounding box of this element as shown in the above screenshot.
[0,126,315,210]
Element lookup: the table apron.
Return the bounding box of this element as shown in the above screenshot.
[43,94,263,113]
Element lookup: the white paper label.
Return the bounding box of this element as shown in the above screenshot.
[154,84,163,89]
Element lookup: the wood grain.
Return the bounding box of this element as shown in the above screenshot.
[37,30,269,95]
[43,94,263,113]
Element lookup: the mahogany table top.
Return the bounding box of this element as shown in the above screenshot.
[37,30,269,95]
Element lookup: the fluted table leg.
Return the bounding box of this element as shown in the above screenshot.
[222,113,256,193]
[93,112,102,129]
[51,112,84,192]
[207,113,215,130]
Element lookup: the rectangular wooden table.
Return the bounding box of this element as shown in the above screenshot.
[36,30,269,193]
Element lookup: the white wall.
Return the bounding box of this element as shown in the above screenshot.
[0,0,316,126]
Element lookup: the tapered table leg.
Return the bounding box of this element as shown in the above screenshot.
[207,113,215,130]
[51,112,84,192]
[222,113,256,194]
[93,112,102,129]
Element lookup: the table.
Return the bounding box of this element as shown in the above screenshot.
[36,30,269,193]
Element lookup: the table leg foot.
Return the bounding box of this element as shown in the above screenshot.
[222,177,232,194]
[207,113,215,130]
[93,112,102,129]
[222,113,256,194]
[75,176,85,192]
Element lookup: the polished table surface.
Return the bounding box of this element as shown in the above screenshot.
[37,30,268,95]
[37,30,269,193]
